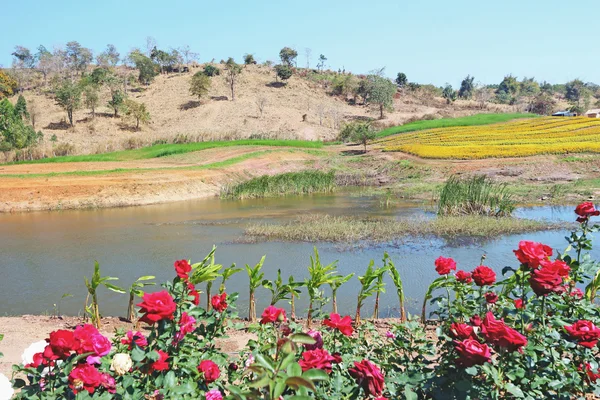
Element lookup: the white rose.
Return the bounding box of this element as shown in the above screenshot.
[21,340,47,365]
[0,374,14,400]
[111,353,133,376]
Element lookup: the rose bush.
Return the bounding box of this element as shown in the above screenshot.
[7,202,600,399]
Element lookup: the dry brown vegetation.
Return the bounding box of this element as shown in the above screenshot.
[5,65,515,160]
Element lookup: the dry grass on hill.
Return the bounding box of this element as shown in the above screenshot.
[9,65,513,159]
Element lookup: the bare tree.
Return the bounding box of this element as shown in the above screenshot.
[179,45,199,68]
[256,96,267,118]
[145,36,157,57]
[329,107,342,129]
[304,48,312,69]
[474,85,492,109]
[316,103,326,126]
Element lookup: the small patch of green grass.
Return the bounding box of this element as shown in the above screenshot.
[5,139,324,165]
[245,214,563,242]
[0,150,276,179]
[376,113,536,138]
[221,170,336,199]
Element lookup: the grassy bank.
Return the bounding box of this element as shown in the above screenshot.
[245,214,562,242]
[221,170,336,199]
[376,113,535,138]
[6,139,323,165]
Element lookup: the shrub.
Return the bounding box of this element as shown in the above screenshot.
[243,53,256,65]
[275,64,293,82]
[203,64,220,77]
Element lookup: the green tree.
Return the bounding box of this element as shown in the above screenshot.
[458,75,475,99]
[0,99,43,152]
[96,44,120,67]
[224,58,242,101]
[243,53,256,65]
[442,84,457,104]
[274,64,293,83]
[12,46,35,69]
[203,65,220,77]
[520,77,540,98]
[14,95,29,121]
[123,99,150,130]
[279,47,298,67]
[395,72,407,88]
[332,74,359,98]
[189,71,212,99]
[65,41,93,77]
[565,79,591,112]
[82,84,100,118]
[495,75,520,104]
[350,121,377,152]
[55,79,82,126]
[128,50,158,85]
[108,90,125,117]
[368,75,396,118]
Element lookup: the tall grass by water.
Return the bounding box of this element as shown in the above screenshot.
[376,113,535,138]
[245,214,559,242]
[5,139,324,165]
[221,170,335,199]
[438,175,515,216]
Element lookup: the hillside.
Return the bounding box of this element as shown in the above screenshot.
[6,65,512,159]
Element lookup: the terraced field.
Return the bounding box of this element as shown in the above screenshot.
[378,117,600,159]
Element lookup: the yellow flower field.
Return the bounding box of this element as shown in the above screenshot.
[378,117,600,159]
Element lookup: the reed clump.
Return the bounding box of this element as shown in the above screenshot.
[437,175,515,216]
[221,170,335,199]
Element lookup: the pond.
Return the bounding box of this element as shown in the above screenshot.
[0,193,593,319]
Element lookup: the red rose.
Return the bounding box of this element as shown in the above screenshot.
[514,299,524,309]
[449,322,475,340]
[435,256,457,275]
[174,312,197,343]
[150,350,170,373]
[187,282,200,305]
[198,360,220,383]
[260,305,287,324]
[332,352,343,364]
[298,348,336,373]
[69,364,103,394]
[485,292,498,304]
[529,263,565,296]
[540,259,570,277]
[481,312,527,352]
[455,270,472,284]
[48,329,77,359]
[570,288,584,299]
[454,339,491,367]
[565,320,600,348]
[121,331,148,349]
[137,290,176,324]
[513,241,553,268]
[470,315,482,327]
[349,359,385,397]
[211,293,228,313]
[323,313,354,336]
[174,259,192,280]
[73,324,100,353]
[575,202,600,223]
[472,266,496,286]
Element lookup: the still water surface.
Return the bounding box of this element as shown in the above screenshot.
[0,193,592,318]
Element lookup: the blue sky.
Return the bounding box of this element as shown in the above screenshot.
[1,0,597,87]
